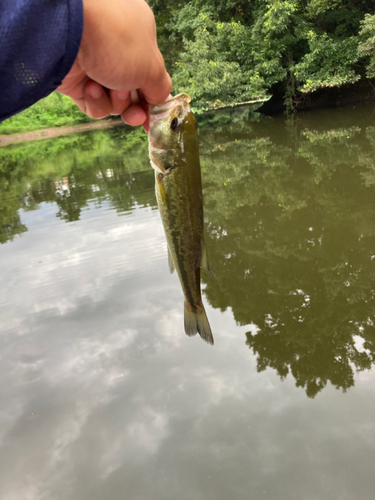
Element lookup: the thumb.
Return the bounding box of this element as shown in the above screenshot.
[139,58,172,105]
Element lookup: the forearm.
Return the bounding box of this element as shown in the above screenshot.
[0,0,83,121]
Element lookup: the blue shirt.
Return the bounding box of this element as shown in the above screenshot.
[0,0,83,121]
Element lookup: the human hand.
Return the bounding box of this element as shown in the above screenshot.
[56,0,172,131]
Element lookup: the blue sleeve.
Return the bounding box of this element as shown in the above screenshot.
[0,0,83,121]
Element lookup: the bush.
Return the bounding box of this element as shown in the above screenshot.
[0,93,92,135]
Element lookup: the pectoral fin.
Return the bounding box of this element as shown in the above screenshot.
[200,237,215,276]
[150,149,175,173]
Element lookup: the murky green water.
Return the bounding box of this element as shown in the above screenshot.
[1,104,375,499]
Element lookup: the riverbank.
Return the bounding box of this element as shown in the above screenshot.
[259,79,375,115]
[0,119,123,147]
[2,79,375,148]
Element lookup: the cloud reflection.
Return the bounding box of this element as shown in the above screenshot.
[2,115,375,499]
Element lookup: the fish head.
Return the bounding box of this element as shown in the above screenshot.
[148,94,197,174]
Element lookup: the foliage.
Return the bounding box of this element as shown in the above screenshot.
[306,0,342,19]
[294,32,360,92]
[358,14,375,78]
[153,0,375,112]
[2,0,375,133]
[0,93,92,135]
[173,17,268,110]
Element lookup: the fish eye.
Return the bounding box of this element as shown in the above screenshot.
[170,117,179,131]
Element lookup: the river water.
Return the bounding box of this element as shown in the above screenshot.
[1,104,375,499]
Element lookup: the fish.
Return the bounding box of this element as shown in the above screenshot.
[148,93,214,345]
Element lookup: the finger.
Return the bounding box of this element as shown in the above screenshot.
[143,115,150,133]
[68,96,88,115]
[121,104,147,127]
[140,58,173,105]
[109,90,131,115]
[84,81,113,119]
[135,92,150,132]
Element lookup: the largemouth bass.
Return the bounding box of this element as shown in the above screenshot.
[148,94,214,345]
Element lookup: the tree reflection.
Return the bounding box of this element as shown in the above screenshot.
[1,107,375,397]
[199,108,375,397]
[0,127,154,239]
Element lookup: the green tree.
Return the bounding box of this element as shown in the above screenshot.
[160,0,374,112]
[173,16,268,110]
[294,32,360,93]
[2,0,375,130]
[358,14,375,78]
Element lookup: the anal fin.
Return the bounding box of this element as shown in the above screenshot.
[200,237,215,276]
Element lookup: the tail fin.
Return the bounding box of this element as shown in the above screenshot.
[184,302,214,346]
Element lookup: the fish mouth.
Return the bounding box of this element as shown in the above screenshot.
[148,93,192,174]
[149,93,191,121]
